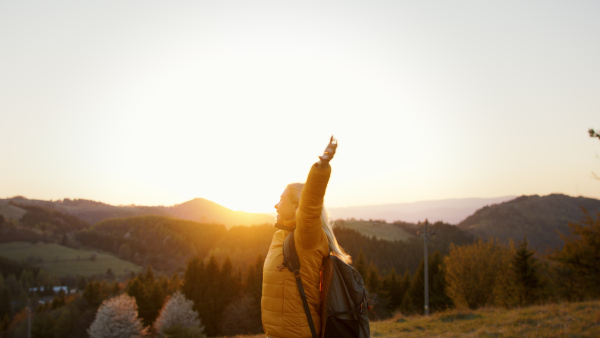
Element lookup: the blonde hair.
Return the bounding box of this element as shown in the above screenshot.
[285,183,352,264]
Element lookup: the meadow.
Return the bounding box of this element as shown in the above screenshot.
[216,300,600,338]
[335,219,415,241]
[370,300,600,337]
[0,242,142,278]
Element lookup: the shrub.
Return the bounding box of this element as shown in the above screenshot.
[154,291,205,338]
[88,294,147,338]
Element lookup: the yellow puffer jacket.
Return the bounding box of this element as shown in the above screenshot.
[261,162,331,338]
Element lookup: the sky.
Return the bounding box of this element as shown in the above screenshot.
[1,1,599,213]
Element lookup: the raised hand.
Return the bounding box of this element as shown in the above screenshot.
[319,136,338,163]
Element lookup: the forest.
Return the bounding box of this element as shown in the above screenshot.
[0,196,599,337]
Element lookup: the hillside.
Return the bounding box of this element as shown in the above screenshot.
[334,222,474,274]
[329,196,515,224]
[334,219,416,241]
[370,300,600,337]
[458,194,600,250]
[0,197,170,225]
[0,242,142,278]
[0,202,89,244]
[77,215,228,273]
[0,196,274,227]
[167,198,274,227]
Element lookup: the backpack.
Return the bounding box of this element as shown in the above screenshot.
[280,230,370,338]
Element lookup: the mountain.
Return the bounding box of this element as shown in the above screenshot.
[0,197,170,225]
[329,196,516,224]
[168,198,274,227]
[0,197,275,227]
[457,194,600,251]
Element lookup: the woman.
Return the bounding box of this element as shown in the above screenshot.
[261,137,352,338]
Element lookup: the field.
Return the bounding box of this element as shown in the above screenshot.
[0,200,27,220]
[335,219,415,241]
[221,300,600,337]
[371,300,600,337]
[0,242,142,278]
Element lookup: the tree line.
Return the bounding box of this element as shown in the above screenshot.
[1,211,599,336]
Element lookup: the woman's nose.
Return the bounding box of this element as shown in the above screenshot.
[274,203,279,210]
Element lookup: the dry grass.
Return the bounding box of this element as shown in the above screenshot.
[221,300,600,337]
[371,300,600,337]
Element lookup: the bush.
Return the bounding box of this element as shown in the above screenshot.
[88,294,147,338]
[154,291,205,338]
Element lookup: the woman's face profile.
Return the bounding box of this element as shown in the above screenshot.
[274,189,296,223]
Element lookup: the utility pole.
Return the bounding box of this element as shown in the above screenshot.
[418,219,435,315]
[27,298,31,338]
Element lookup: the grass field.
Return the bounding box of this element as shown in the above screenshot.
[335,219,415,241]
[0,200,27,220]
[371,300,600,337]
[222,300,600,337]
[0,242,142,278]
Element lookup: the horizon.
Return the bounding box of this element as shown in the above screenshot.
[6,192,596,215]
[2,1,599,213]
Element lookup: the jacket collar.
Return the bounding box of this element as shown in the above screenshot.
[274,222,295,232]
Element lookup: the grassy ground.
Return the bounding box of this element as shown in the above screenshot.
[371,300,600,337]
[0,242,142,278]
[0,200,27,220]
[335,220,415,241]
[223,300,600,337]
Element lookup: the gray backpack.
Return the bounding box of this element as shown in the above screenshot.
[280,230,370,338]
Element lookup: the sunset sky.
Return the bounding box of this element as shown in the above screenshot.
[1,1,599,213]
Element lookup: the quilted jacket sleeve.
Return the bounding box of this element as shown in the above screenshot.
[296,161,331,251]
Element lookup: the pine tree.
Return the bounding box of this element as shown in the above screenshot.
[182,256,205,312]
[354,250,367,280]
[511,238,540,305]
[202,255,221,336]
[399,270,411,306]
[88,294,147,338]
[551,211,600,298]
[84,281,112,308]
[367,262,381,293]
[381,269,399,310]
[169,273,181,292]
[401,258,424,314]
[428,251,453,312]
[220,256,237,302]
[401,252,453,315]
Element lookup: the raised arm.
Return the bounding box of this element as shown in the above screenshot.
[296,137,337,250]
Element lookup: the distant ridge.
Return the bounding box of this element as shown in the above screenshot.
[167,198,275,227]
[457,194,600,250]
[0,197,274,227]
[329,196,516,224]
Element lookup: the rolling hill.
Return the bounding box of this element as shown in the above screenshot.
[0,242,142,278]
[76,215,228,273]
[167,197,274,227]
[458,194,600,251]
[333,219,416,241]
[0,196,275,227]
[4,193,600,256]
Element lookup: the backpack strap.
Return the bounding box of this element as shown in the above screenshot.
[281,231,318,338]
[320,255,333,337]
